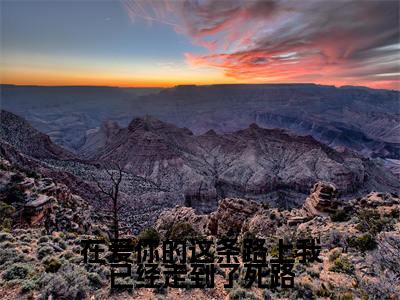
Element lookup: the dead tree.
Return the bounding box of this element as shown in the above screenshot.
[91,162,123,240]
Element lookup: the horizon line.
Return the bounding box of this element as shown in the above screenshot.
[1,82,398,92]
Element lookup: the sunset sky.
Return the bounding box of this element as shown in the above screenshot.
[1,0,399,89]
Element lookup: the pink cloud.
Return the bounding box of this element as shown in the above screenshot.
[123,0,400,89]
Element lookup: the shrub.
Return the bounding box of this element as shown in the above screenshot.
[19,234,32,243]
[138,228,160,244]
[3,263,32,281]
[23,169,40,179]
[71,245,81,254]
[347,233,377,252]
[329,256,354,274]
[167,222,198,240]
[57,240,67,250]
[291,283,315,299]
[21,247,31,254]
[88,272,104,288]
[338,291,354,300]
[262,203,270,209]
[0,241,15,249]
[0,232,14,242]
[61,250,75,260]
[307,269,320,278]
[0,161,10,171]
[0,218,13,232]
[42,256,62,273]
[388,208,399,219]
[0,202,15,231]
[5,186,25,203]
[315,285,332,297]
[37,245,55,260]
[10,173,24,183]
[229,287,258,300]
[0,248,26,267]
[39,263,89,300]
[356,209,390,235]
[328,249,341,262]
[331,209,351,222]
[38,236,50,244]
[94,264,110,279]
[328,230,344,249]
[20,279,38,294]
[65,232,77,240]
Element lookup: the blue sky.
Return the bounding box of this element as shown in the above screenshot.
[1,0,399,89]
[2,1,200,60]
[1,0,223,86]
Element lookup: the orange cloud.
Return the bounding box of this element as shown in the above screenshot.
[124,0,400,90]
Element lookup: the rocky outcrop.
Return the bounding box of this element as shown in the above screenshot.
[155,198,265,238]
[0,110,74,160]
[0,157,102,234]
[357,192,400,208]
[207,198,260,237]
[303,182,340,216]
[154,206,208,239]
[241,209,284,238]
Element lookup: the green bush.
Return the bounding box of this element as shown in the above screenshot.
[5,186,25,203]
[57,240,67,250]
[88,272,104,288]
[38,236,50,244]
[39,263,89,300]
[91,264,110,280]
[328,249,341,262]
[229,287,258,300]
[338,292,354,300]
[329,256,354,274]
[42,256,62,273]
[71,245,81,254]
[19,234,32,243]
[315,285,332,297]
[60,250,74,260]
[0,248,26,267]
[0,232,14,242]
[0,218,13,232]
[0,202,15,231]
[356,209,390,235]
[37,245,55,260]
[0,241,15,249]
[138,228,160,244]
[168,222,198,240]
[331,209,351,222]
[3,263,32,281]
[347,233,377,252]
[20,279,38,294]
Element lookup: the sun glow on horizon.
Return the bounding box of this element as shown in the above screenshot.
[1,0,399,90]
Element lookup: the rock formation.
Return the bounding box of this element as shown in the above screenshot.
[154,206,208,239]
[303,182,340,216]
[0,110,74,160]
